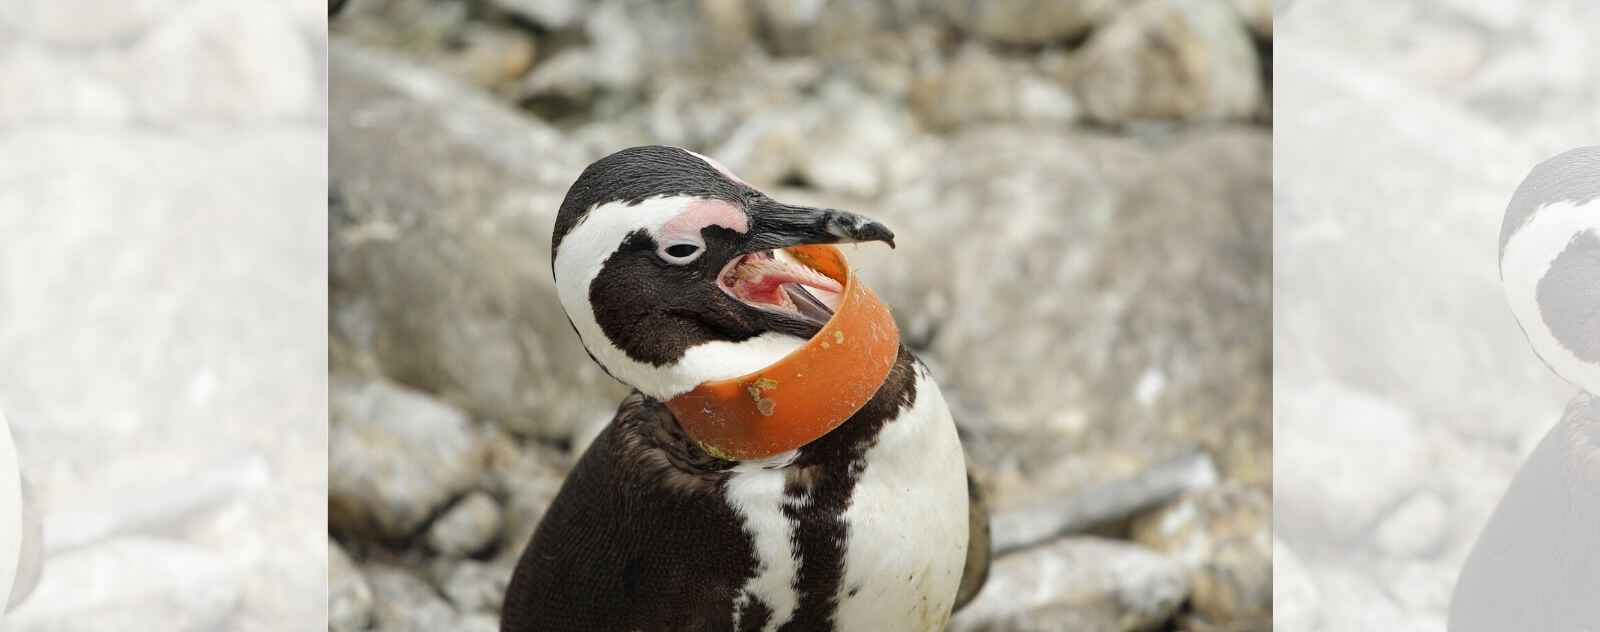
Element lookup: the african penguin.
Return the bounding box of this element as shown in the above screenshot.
[1450,147,1599,630]
[502,146,989,631]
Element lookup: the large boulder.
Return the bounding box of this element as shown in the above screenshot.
[1073,0,1262,125]
[847,126,1271,479]
[331,41,627,441]
[329,379,485,541]
[937,0,1127,46]
[948,536,1190,632]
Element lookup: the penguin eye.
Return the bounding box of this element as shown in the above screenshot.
[659,241,703,264]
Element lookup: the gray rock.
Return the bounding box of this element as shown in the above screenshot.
[114,0,321,122]
[484,426,570,549]
[457,612,503,632]
[1272,537,1320,631]
[1314,566,1434,632]
[330,41,626,440]
[948,537,1190,632]
[1074,0,1261,125]
[713,80,930,197]
[1275,379,1424,544]
[744,0,908,56]
[330,540,375,632]
[1274,34,1571,445]
[0,537,241,632]
[0,0,185,47]
[434,24,539,89]
[937,0,1126,46]
[329,379,484,541]
[847,126,1270,481]
[908,43,1080,131]
[427,491,505,558]
[991,449,1218,553]
[366,564,459,632]
[490,0,583,30]
[440,558,514,613]
[1130,483,1271,623]
[1231,0,1271,38]
[0,0,320,126]
[1374,491,1450,558]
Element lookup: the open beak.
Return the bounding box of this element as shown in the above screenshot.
[718,201,894,328]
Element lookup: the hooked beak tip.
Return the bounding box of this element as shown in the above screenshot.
[826,214,896,249]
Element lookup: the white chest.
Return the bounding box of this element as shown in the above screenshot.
[723,365,970,631]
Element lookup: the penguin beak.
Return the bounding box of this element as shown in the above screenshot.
[718,201,893,329]
[743,200,896,252]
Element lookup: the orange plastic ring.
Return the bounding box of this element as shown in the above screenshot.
[665,244,900,461]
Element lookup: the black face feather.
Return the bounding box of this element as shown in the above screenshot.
[587,228,821,367]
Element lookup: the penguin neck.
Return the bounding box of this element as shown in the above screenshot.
[663,292,902,461]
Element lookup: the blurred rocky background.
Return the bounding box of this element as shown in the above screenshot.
[0,0,326,629]
[328,0,1271,630]
[1275,0,1599,630]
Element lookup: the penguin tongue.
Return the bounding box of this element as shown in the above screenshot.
[722,250,843,325]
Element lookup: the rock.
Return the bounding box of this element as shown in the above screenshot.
[1374,491,1450,558]
[436,24,539,88]
[330,41,626,440]
[490,0,582,29]
[1073,0,1261,125]
[1314,566,1433,632]
[713,80,929,197]
[517,0,647,112]
[182,486,327,629]
[440,558,514,613]
[846,127,1270,479]
[1275,379,1425,543]
[948,537,1190,632]
[457,612,502,632]
[992,449,1218,553]
[484,427,570,549]
[1271,537,1320,631]
[330,540,375,632]
[427,491,505,557]
[1231,0,1271,38]
[1384,558,1454,617]
[115,0,321,122]
[744,0,903,57]
[0,0,186,47]
[0,0,319,125]
[908,43,1080,131]
[1131,483,1271,622]
[329,379,485,541]
[367,564,460,632]
[642,58,823,158]
[1,537,241,631]
[1273,38,1572,444]
[936,0,1124,46]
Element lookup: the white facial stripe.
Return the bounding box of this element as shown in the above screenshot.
[1501,198,1600,392]
[554,195,803,399]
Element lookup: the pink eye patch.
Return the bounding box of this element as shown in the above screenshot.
[659,199,748,243]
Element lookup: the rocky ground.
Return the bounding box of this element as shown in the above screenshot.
[1274,0,1599,630]
[329,0,1272,630]
[0,0,327,629]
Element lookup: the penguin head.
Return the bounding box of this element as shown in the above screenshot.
[551,146,895,400]
[1500,146,1600,394]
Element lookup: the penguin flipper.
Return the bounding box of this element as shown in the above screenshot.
[1449,391,1600,631]
[952,464,991,612]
